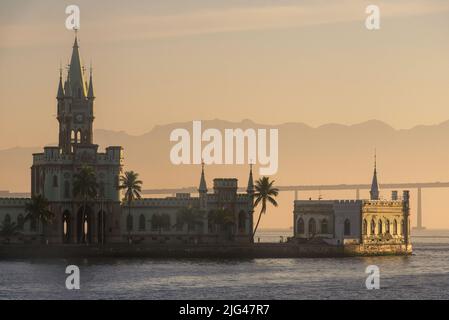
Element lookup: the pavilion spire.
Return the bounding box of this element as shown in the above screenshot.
[198,161,208,193]
[370,149,380,200]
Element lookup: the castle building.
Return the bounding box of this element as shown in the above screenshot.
[292,157,411,247]
[0,33,254,245]
[125,164,254,244]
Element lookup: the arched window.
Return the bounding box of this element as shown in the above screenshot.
[71,130,76,143]
[393,219,398,235]
[400,219,404,235]
[321,219,328,234]
[76,130,82,144]
[370,219,376,235]
[308,218,316,236]
[139,214,146,231]
[64,181,70,198]
[363,219,368,235]
[386,220,390,234]
[4,214,11,225]
[53,175,58,187]
[151,214,160,232]
[378,220,383,235]
[297,218,305,234]
[126,214,133,232]
[344,219,351,236]
[17,214,24,231]
[63,211,71,243]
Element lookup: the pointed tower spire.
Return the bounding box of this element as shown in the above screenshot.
[64,62,72,97]
[370,149,380,200]
[68,29,87,98]
[247,163,255,194]
[57,64,65,99]
[198,160,208,193]
[87,62,95,99]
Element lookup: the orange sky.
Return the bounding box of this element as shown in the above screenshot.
[1,0,449,149]
[1,0,449,229]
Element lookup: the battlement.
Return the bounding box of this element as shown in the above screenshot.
[362,200,404,207]
[32,145,123,165]
[0,198,30,206]
[213,178,238,189]
[132,197,199,208]
[333,200,362,204]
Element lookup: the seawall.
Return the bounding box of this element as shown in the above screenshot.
[0,243,412,259]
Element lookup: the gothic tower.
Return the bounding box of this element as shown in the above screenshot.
[57,32,95,154]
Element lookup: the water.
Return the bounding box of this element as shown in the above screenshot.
[1,229,448,300]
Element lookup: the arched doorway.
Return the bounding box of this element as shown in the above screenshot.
[297,218,304,234]
[308,218,316,236]
[77,206,92,244]
[62,210,71,244]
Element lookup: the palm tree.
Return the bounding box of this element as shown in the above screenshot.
[151,214,171,234]
[118,171,142,242]
[252,177,279,240]
[209,208,235,235]
[0,221,20,244]
[25,194,54,242]
[175,206,204,234]
[73,166,98,243]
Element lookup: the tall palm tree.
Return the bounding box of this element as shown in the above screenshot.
[118,171,142,241]
[25,194,54,242]
[252,177,279,240]
[73,166,98,243]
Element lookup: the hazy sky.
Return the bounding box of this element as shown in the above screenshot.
[1,0,449,149]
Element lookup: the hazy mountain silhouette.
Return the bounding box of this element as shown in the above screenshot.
[3,119,449,228]
[2,119,448,194]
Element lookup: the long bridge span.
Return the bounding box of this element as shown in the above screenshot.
[142,182,449,230]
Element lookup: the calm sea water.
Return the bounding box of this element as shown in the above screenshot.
[1,229,449,300]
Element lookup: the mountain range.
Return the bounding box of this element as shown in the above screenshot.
[2,119,449,228]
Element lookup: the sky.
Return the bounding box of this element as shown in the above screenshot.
[1,0,449,150]
[1,0,449,229]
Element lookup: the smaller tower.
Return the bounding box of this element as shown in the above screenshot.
[247,163,255,195]
[246,163,255,239]
[370,151,380,200]
[198,161,208,210]
[87,63,95,99]
[198,161,208,234]
[57,66,65,100]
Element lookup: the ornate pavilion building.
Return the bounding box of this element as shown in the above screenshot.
[292,155,411,247]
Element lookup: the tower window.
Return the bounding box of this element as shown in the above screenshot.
[321,219,328,234]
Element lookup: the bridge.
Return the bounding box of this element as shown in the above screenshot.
[142,182,449,230]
